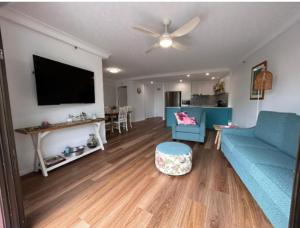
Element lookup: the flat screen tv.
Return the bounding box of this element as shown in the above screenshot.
[33,55,95,105]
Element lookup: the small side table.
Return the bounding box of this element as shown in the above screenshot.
[213,124,238,150]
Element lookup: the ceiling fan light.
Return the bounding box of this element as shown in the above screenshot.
[159,37,173,48]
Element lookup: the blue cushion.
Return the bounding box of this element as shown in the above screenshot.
[222,134,276,151]
[156,142,191,155]
[256,164,294,198]
[254,111,300,158]
[222,142,290,228]
[175,124,201,134]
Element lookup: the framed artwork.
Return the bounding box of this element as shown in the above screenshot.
[250,61,267,100]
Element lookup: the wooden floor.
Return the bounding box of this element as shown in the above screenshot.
[21,118,272,228]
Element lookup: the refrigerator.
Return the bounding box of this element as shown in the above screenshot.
[165,91,182,107]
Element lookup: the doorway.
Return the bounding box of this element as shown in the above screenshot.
[117,86,127,107]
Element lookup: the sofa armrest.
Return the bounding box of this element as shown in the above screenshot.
[222,127,255,137]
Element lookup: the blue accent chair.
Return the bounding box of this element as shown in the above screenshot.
[171,107,206,143]
[221,111,300,228]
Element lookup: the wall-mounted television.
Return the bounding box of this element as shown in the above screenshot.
[33,55,95,105]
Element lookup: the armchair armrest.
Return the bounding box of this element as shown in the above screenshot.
[222,127,255,137]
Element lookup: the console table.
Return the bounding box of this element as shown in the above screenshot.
[15,118,105,177]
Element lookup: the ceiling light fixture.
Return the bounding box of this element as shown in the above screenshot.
[179,79,183,83]
[159,35,173,48]
[205,72,210,76]
[186,74,191,78]
[106,67,122,74]
[150,81,154,84]
[211,77,216,80]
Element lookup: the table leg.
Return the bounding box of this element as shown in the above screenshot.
[32,132,49,177]
[94,122,104,150]
[214,130,219,144]
[30,134,39,172]
[217,133,221,150]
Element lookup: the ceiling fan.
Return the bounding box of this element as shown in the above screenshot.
[133,16,200,54]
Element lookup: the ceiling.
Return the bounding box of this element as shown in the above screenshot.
[7,2,300,81]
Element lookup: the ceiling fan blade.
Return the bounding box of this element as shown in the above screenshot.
[172,41,187,50]
[133,26,160,38]
[145,43,160,54]
[171,16,200,38]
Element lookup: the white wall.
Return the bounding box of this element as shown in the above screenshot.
[154,82,164,118]
[103,79,116,107]
[144,83,155,118]
[191,80,215,95]
[1,19,105,175]
[229,21,300,127]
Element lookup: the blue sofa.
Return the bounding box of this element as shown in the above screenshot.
[221,111,300,228]
[171,107,206,142]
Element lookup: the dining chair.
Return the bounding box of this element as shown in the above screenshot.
[113,106,128,134]
[126,106,133,128]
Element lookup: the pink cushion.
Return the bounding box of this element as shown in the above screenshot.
[174,112,197,125]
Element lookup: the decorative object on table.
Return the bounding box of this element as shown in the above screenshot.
[254,64,273,118]
[67,114,74,123]
[63,146,72,157]
[80,112,87,120]
[250,61,267,100]
[41,121,51,128]
[63,145,85,158]
[137,87,142,94]
[87,133,98,148]
[44,155,65,168]
[155,142,192,176]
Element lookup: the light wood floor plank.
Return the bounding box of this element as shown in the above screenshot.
[21,117,272,228]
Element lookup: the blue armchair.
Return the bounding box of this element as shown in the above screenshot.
[171,107,206,143]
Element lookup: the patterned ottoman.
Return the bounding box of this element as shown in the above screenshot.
[155,142,192,176]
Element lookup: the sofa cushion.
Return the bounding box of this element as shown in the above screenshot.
[222,134,276,151]
[175,124,201,134]
[254,111,300,158]
[255,164,294,198]
[226,144,295,219]
[180,107,203,123]
[233,145,296,174]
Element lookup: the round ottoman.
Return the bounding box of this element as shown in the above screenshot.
[155,142,192,176]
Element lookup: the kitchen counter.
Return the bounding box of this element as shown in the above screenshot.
[165,106,232,129]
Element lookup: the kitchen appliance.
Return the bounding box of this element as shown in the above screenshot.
[165,91,182,107]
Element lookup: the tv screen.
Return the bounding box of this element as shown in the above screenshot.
[33,55,95,105]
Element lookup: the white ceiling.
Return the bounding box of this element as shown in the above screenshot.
[8,2,300,81]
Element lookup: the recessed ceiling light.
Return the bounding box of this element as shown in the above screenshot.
[205,72,210,76]
[179,79,183,83]
[150,81,154,84]
[106,67,122,74]
[186,74,191,78]
[211,77,216,80]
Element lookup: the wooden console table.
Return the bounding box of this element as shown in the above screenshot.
[15,118,105,177]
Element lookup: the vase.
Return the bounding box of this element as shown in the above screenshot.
[87,134,98,148]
